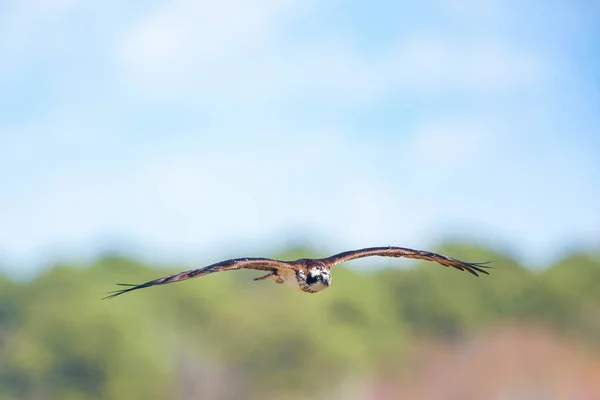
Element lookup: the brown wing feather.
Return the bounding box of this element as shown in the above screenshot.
[319,246,491,276]
[102,257,294,299]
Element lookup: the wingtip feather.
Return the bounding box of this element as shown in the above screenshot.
[465,261,492,277]
[101,283,141,300]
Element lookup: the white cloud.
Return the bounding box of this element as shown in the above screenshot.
[112,0,549,105]
[436,0,507,21]
[115,0,309,93]
[405,115,503,170]
[387,34,548,93]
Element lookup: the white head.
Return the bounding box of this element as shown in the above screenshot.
[305,266,331,292]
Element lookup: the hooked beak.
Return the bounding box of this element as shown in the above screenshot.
[323,277,331,286]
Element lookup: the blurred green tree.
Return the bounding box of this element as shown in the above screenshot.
[0,243,598,399]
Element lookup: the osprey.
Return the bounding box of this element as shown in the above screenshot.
[103,246,490,299]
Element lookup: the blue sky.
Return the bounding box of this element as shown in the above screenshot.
[1,0,599,274]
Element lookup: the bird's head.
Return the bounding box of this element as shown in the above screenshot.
[305,266,331,292]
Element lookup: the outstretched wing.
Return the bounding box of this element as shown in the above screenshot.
[103,257,295,299]
[319,246,491,276]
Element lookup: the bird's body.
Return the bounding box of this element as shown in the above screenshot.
[103,246,490,299]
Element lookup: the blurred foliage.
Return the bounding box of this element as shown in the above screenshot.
[0,243,599,399]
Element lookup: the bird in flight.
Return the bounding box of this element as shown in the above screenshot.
[103,246,490,299]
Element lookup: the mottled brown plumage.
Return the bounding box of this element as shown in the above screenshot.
[103,246,490,299]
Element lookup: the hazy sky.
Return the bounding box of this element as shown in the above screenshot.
[1,0,599,274]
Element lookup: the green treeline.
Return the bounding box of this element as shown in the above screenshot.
[0,243,598,399]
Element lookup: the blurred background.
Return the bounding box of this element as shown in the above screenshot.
[1,0,599,399]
